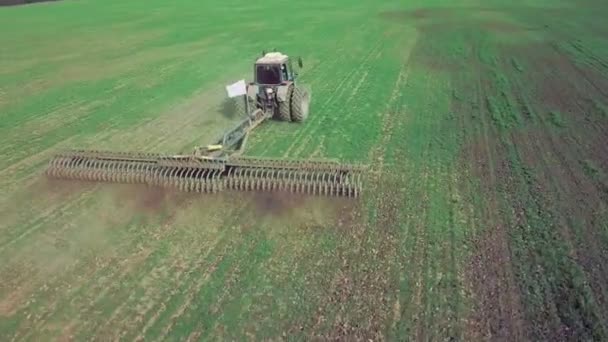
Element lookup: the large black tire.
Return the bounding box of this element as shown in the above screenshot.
[277,86,293,121]
[290,85,310,122]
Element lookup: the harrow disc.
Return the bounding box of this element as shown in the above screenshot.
[45,150,365,198]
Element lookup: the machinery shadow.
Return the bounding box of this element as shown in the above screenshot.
[220,97,246,119]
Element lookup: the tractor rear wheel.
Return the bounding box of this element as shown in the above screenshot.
[277,86,293,121]
[290,85,310,122]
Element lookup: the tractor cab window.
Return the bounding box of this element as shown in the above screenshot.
[256,64,281,84]
[280,64,289,81]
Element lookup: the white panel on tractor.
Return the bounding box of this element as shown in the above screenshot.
[226,80,247,98]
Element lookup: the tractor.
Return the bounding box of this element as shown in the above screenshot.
[45,51,365,198]
[246,51,310,122]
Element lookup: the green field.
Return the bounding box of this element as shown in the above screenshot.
[1,0,608,340]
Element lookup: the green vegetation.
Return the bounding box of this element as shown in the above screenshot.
[1,0,607,340]
[549,111,566,128]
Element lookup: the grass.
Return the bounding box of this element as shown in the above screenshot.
[1,0,608,340]
[549,110,566,128]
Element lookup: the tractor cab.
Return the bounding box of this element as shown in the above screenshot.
[254,52,300,85]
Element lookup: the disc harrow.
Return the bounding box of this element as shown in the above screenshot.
[45,150,364,197]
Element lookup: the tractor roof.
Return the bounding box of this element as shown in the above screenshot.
[256,52,289,64]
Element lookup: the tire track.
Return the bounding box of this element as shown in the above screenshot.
[280,29,384,158]
[458,38,527,340]
[288,42,384,159]
[0,184,99,253]
[152,243,252,341]
[119,212,246,340]
[9,192,191,339]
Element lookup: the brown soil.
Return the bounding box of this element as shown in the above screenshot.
[453,52,527,340]
[456,29,608,339]
[245,191,308,216]
[38,178,198,218]
[466,221,526,340]
[0,283,30,316]
[389,7,534,75]
[107,184,198,216]
[38,175,361,227]
[378,8,447,21]
[480,20,524,33]
[0,0,58,6]
[524,45,608,323]
[379,7,528,34]
[38,176,96,197]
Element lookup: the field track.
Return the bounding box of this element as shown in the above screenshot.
[0,1,57,6]
[1,0,607,340]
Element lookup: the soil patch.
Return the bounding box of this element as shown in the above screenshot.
[38,179,198,218]
[39,176,362,226]
[0,0,59,6]
[38,177,97,200]
[457,106,527,339]
[108,184,198,216]
[455,34,608,338]
[240,190,361,229]
[466,221,526,340]
[245,191,308,216]
[508,39,608,191]
[379,7,528,34]
[480,20,524,33]
[385,7,533,74]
